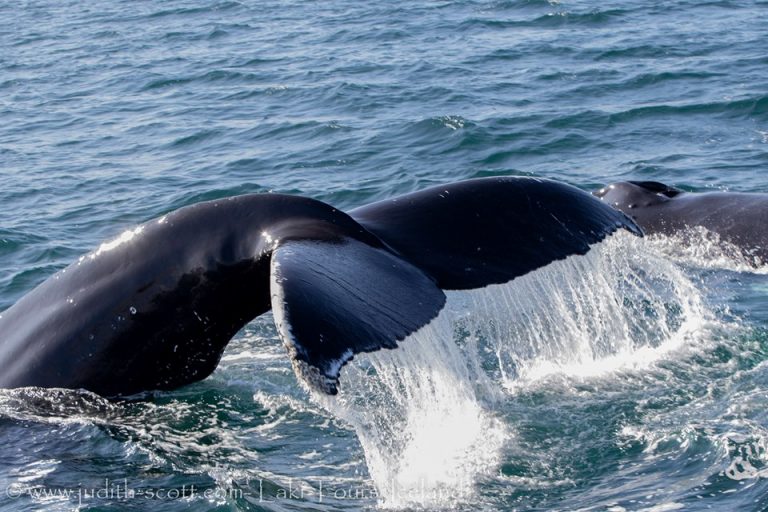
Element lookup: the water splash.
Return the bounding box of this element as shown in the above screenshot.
[314,312,504,509]
[643,227,767,274]
[469,231,711,387]
[309,231,714,508]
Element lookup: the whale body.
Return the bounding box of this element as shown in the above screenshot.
[594,180,768,264]
[0,177,641,396]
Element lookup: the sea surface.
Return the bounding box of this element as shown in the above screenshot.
[2,0,768,510]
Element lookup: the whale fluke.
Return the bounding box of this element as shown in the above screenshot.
[0,177,641,396]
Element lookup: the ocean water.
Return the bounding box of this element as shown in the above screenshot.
[1,0,768,510]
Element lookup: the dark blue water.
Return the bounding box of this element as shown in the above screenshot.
[2,1,768,510]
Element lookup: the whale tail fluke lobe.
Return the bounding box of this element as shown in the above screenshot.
[352,177,642,290]
[270,238,446,394]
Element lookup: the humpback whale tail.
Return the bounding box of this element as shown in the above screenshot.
[0,177,641,396]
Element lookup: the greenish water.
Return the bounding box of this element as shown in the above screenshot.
[2,0,768,510]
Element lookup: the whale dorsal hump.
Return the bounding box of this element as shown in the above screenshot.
[627,180,683,198]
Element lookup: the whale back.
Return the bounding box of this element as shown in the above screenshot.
[594,180,768,263]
